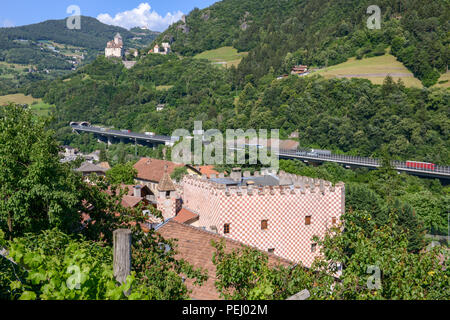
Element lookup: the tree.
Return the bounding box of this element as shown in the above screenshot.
[388,199,426,253]
[99,146,107,162]
[310,211,449,300]
[0,106,208,300]
[106,162,137,185]
[170,166,188,183]
[345,183,384,220]
[211,240,313,300]
[401,191,448,235]
[0,105,81,239]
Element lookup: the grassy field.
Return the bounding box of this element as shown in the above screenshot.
[0,94,54,116]
[194,46,248,68]
[156,85,174,91]
[0,93,41,105]
[434,72,450,89]
[313,54,423,88]
[30,102,55,116]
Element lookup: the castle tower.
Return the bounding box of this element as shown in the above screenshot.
[114,33,123,46]
[156,164,180,221]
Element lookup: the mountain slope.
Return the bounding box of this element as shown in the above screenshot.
[156,0,449,87]
[0,16,158,50]
[0,16,159,94]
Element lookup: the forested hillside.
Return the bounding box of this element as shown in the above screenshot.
[27,54,450,164]
[11,0,450,163]
[156,0,449,87]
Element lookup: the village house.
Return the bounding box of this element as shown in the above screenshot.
[133,158,201,193]
[195,165,220,179]
[133,158,185,193]
[149,42,171,55]
[61,145,79,158]
[84,150,101,163]
[75,162,110,181]
[98,162,111,170]
[291,65,309,76]
[105,33,123,58]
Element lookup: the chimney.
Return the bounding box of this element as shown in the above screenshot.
[230,168,242,182]
[278,171,292,185]
[133,185,142,198]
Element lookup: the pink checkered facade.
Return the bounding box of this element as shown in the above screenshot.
[180,173,345,267]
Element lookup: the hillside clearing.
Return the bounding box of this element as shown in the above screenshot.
[0,93,41,105]
[434,72,450,89]
[312,54,423,88]
[0,94,54,116]
[194,47,248,68]
[156,85,174,91]
[31,102,55,116]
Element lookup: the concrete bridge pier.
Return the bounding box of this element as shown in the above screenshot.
[97,135,108,144]
[136,140,146,147]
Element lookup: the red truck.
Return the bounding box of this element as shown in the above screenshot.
[406,161,435,170]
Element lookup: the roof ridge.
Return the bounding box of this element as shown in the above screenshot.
[159,220,296,266]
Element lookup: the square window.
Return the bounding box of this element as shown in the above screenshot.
[311,243,317,252]
[224,224,230,234]
[305,216,312,225]
[261,220,268,230]
[268,248,275,254]
[332,217,337,224]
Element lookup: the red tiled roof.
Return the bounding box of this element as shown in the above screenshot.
[121,195,145,208]
[198,165,219,178]
[173,208,199,224]
[158,171,176,192]
[98,162,111,170]
[134,158,183,183]
[157,220,293,300]
[106,40,123,49]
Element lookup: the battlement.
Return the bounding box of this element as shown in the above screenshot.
[182,170,344,197]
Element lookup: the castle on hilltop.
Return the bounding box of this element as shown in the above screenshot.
[105,33,123,58]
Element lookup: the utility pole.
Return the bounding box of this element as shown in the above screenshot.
[113,229,132,295]
[286,289,311,300]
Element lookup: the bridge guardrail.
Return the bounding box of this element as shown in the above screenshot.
[277,148,450,174]
[71,125,450,176]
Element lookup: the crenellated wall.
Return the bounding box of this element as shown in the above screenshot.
[181,172,345,267]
